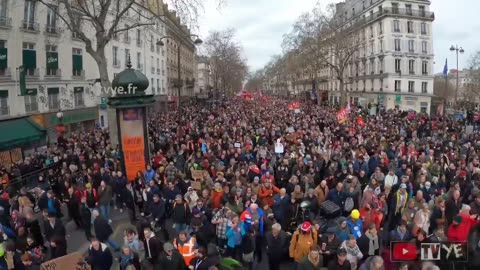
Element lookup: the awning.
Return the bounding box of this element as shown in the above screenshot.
[0,117,45,149]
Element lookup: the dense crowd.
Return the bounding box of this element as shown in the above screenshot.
[0,97,479,270]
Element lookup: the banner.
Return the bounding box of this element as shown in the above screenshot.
[120,108,146,181]
[41,252,90,270]
[336,107,349,123]
[288,102,300,110]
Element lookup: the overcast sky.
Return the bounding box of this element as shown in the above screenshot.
[198,0,480,74]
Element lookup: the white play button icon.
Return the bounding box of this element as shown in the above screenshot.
[402,248,409,255]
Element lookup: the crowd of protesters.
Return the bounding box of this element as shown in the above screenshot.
[0,97,479,270]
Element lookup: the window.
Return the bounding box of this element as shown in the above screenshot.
[157,78,160,92]
[23,0,36,29]
[369,26,373,37]
[150,34,154,52]
[0,0,7,18]
[151,56,154,73]
[124,25,130,43]
[422,82,428,94]
[422,41,427,54]
[395,80,401,92]
[419,6,426,17]
[48,88,59,110]
[151,78,154,92]
[136,29,141,47]
[378,22,383,35]
[422,61,428,74]
[370,42,374,55]
[407,21,414,33]
[72,48,83,76]
[370,59,375,74]
[405,4,412,15]
[125,48,130,67]
[22,42,36,76]
[394,39,401,51]
[46,45,58,76]
[421,23,427,35]
[156,58,159,74]
[137,52,141,70]
[74,87,84,107]
[24,93,38,112]
[393,20,400,32]
[409,60,415,74]
[379,39,383,52]
[112,46,119,67]
[395,59,401,73]
[408,81,414,93]
[392,3,399,14]
[0,91,7,116]
[408,40,415,52]
[378,57,384,73]
[46,5,57,32]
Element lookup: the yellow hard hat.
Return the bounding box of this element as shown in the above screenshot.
[351,209,360,220]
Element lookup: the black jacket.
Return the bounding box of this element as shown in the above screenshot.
[37,193,48,211]
[150,200,166,221]
[44,219,66,242]
[357,234,381,257]
[80,204,92,226]
[328,259,351,270]
[265,231,289,257]
[87,243,113,270]
[171,202,190,224]
[156,251,186,270]
[123,186,137,208]
[189,256,218,270]
[143,234,163,264]
[26,218,44,247]
[93,217,113,243]
[318,234,341,255]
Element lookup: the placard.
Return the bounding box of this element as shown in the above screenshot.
[191,180,202,190]
[234,142,241,148]
[41,252,90,270]
[191,169,206,181]
[275,143,284,153]
[294,109,300,114]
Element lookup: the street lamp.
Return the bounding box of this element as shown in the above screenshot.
[450,45,464,106]
[158,34,202,109]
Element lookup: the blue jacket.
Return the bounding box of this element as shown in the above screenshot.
[353,160,369,174]
[226,221,245,248]
[346,218,363,239]
[240,207,265,236]
[273,194,290,222]
[144,169,155,183]
[326,189,345,207]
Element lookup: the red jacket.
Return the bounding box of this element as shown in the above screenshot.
[447,214,476,241]
[210,190,223,209]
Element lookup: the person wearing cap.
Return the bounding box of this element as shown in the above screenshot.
[158,241,187,270]
[289,221,318,264]
[327,248,351,270]
[319,227,341,266]
[347,209,363,239]
[388,182,409,231]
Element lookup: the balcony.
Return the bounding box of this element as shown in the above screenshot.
[45,25,62,35]
[72,69,85,79]
[0,106,9,117]
[20,21,39,32]
[72,32,82,41]
[353,7,434,29]
[0,17,12,28]
[0,68,11,80]
[45,68,62,78]
[25,68,39,78]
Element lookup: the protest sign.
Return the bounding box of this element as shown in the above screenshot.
[41,252,90,270]
[336,107,349,123]
[191,169,206,181]
[275,142,284,153]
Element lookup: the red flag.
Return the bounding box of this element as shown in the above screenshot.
[357,116,365,127]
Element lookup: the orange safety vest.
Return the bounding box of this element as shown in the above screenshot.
[173,237,197,265]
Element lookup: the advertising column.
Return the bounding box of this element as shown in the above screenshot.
[119,108,146,181]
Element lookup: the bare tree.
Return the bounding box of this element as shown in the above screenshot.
[283,3,362,104]
[34,0,223,89]
[245,69,264,93]
[204,29,248,96]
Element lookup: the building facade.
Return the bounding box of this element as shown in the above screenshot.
[196,56,213,95]
[328,0,435,113]
[163,9,197,99]
[0,0,168,149]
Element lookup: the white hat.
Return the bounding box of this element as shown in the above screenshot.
[400,183,407,189]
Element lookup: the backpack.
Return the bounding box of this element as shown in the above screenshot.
[294,229,314,249]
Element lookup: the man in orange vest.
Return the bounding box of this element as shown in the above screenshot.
[173,231,198,266]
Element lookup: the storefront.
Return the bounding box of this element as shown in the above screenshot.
[0,117,46,167]
[43,107,98,143]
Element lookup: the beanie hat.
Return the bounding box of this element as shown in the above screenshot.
[453,215,463,224]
